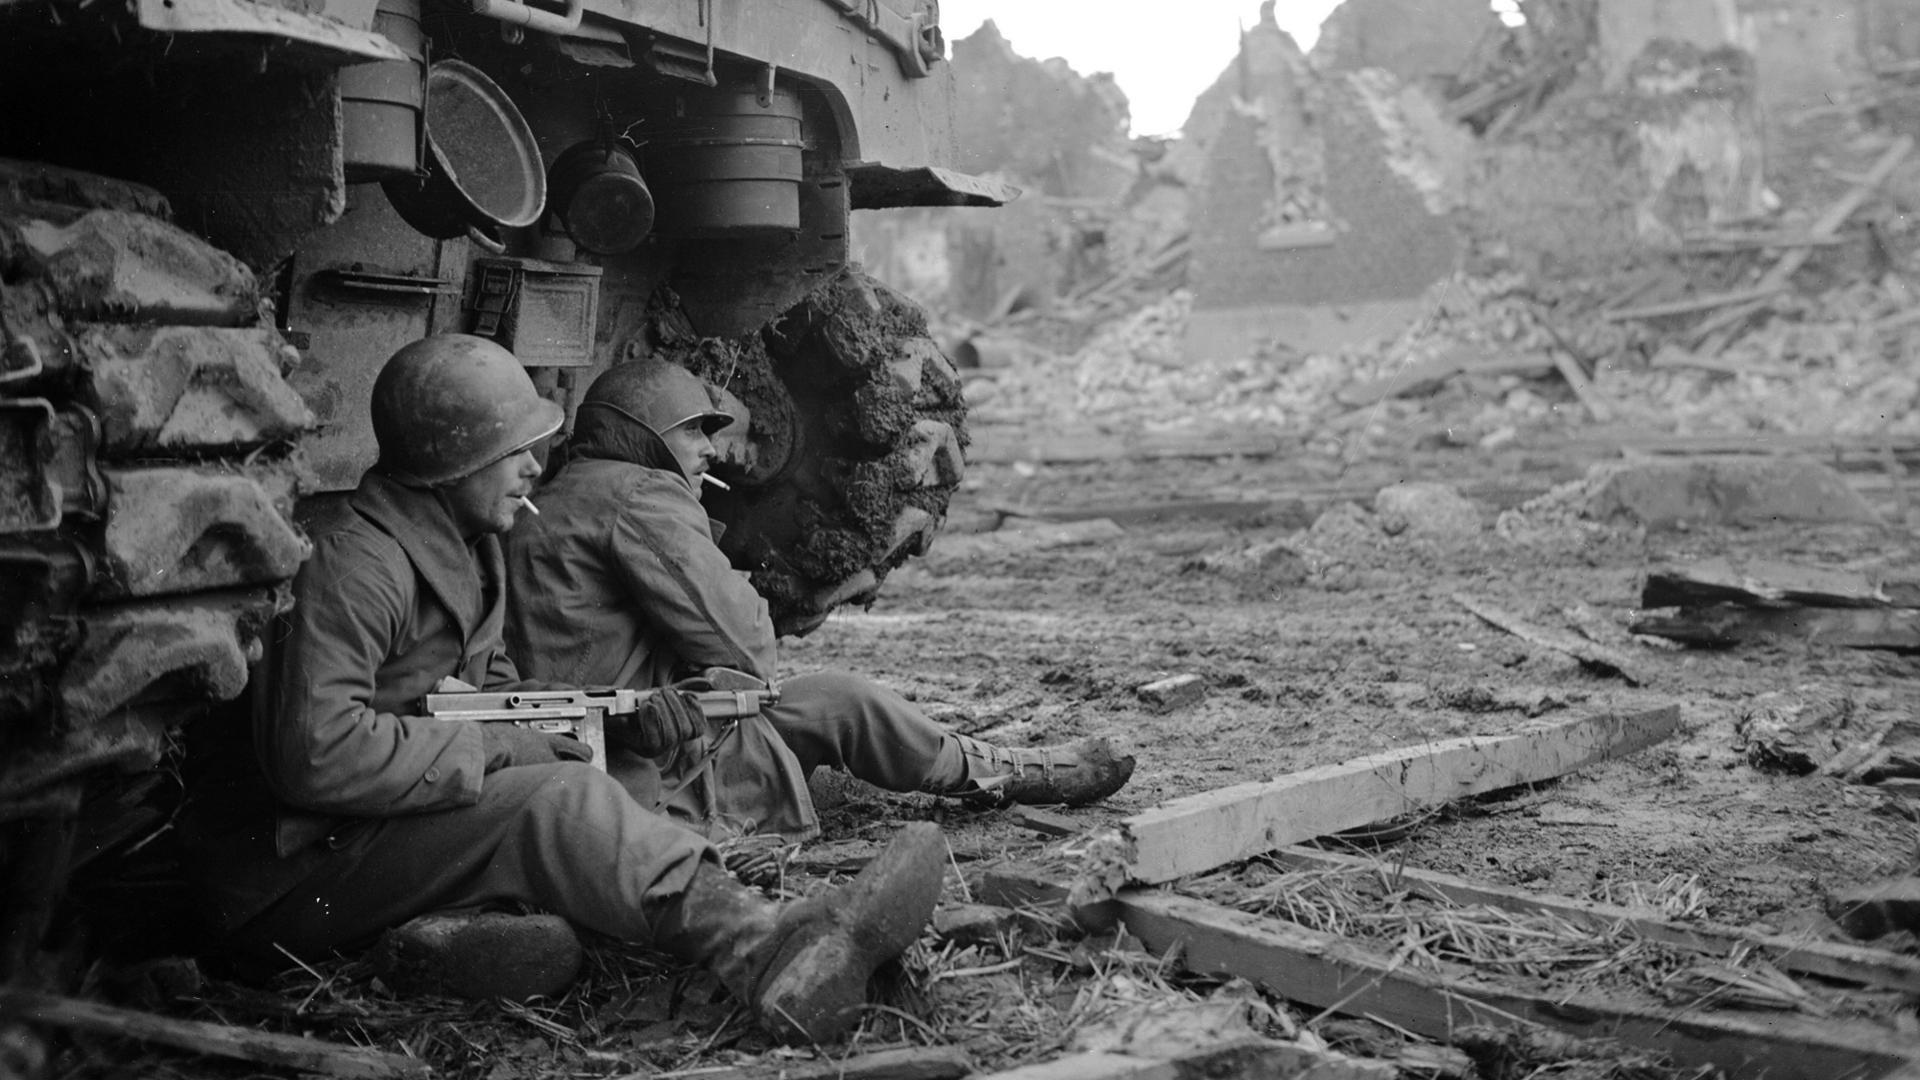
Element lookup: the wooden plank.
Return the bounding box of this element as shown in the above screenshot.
[967,432,1287,466]
[1270,845,1920,994]
[1548,351,1614,422]
[1675,231,1851,253]
[1112,891,1916,1080]
[1642,557,1891,610]
[968,1040,1391,1080]
[1010,805,1083,838]
[1335,349,1550,408]
[977,498,1292,528]
[711,1046,973,1080]
[0,989,429,1079]
[1631,605,1920,652]
[1454,594,1647,685]
[1113,705,1680,885]
[1603,284,1786,322]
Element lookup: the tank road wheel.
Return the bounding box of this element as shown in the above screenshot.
[673,269,967,638]
[0,160,314,960]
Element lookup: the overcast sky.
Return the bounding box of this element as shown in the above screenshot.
[938,0,1346,138]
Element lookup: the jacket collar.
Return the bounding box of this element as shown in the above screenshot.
[350,471,497,644]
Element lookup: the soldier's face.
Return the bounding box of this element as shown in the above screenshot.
[446,448,542,538]
[660,419,715,483]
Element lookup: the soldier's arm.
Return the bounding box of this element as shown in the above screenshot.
[609,475,778,681]
[258,530,489,815]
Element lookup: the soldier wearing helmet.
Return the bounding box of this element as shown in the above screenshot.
[503,357,1135,847]
[183,335,947,1043]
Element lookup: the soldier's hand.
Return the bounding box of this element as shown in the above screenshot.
[479,724,594,772]
[633,688,706,757]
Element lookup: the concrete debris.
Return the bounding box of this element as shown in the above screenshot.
[1136,674,1206,713]
[1373,481,1483,537]
[1581,456,1883,529]
[1736,686,1860,774]
[931,903,1024,948]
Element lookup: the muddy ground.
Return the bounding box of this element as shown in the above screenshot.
[804,439,1918,924]
[783,430,1920,1066]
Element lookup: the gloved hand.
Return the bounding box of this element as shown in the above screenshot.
[479,724,594,772]
[631,684,708,757]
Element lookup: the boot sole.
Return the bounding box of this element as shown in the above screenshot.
[758,821,946,1041]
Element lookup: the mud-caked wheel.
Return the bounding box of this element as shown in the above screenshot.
[678,269,967,637]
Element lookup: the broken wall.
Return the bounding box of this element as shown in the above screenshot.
[1314,0,1507,86]
[851,20,1139,320]
[1183,11,1464,361]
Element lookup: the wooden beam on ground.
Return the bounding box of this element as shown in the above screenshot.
[1548,351,1614,422]
[967,432,1287,466]
[1270,845,1920,994]
[1112,891,1915,1080]
[967,1039,1391,1080]
[1641,557,1892,610]
[977,498,1294,529]
[1603,284,1787,322]
[0,989,429,1080]
[1335,349,1552,408]
[1108,705,1679,886]
[1674,231,1851,253]
[1631,605,1920,652]
[705,1046,974,1080]
[1453,594,1647,685]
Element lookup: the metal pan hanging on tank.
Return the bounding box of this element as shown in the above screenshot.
[382,59,546,245]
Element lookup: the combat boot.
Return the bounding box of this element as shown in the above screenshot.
[933,734,1135,807]
[652,821,945,1042]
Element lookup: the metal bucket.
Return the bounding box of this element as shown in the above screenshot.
[339,0,425,181]
[549,140,654,254]
[647,85,803,236]
[382,60,547,242]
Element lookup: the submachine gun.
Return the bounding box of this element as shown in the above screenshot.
[423,684,780,770]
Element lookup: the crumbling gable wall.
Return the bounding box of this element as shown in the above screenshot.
[1315,0,1507,84]
[1183,7,1463,361]
[950,20,1137,200]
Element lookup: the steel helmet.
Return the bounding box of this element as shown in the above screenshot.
[576,358,734,436]
[371,334,566,486]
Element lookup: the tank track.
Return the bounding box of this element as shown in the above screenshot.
[0,160,314,973]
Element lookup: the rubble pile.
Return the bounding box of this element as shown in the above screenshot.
[933,0,1920,460]
[964,264,1920,448]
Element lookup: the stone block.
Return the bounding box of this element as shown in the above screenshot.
[1137,674,1205,712]
[932,903,1023,948]
[1373,481,1482,537]
[1581,456,1881,529]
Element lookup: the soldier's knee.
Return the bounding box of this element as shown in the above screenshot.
[492,761,627,820]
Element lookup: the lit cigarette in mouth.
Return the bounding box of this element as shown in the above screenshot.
[700,473,731,491]
[517,496,541,515]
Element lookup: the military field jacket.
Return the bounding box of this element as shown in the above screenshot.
[504,456,815,840]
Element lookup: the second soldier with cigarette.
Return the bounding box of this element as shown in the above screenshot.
[502,358,1135,854]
